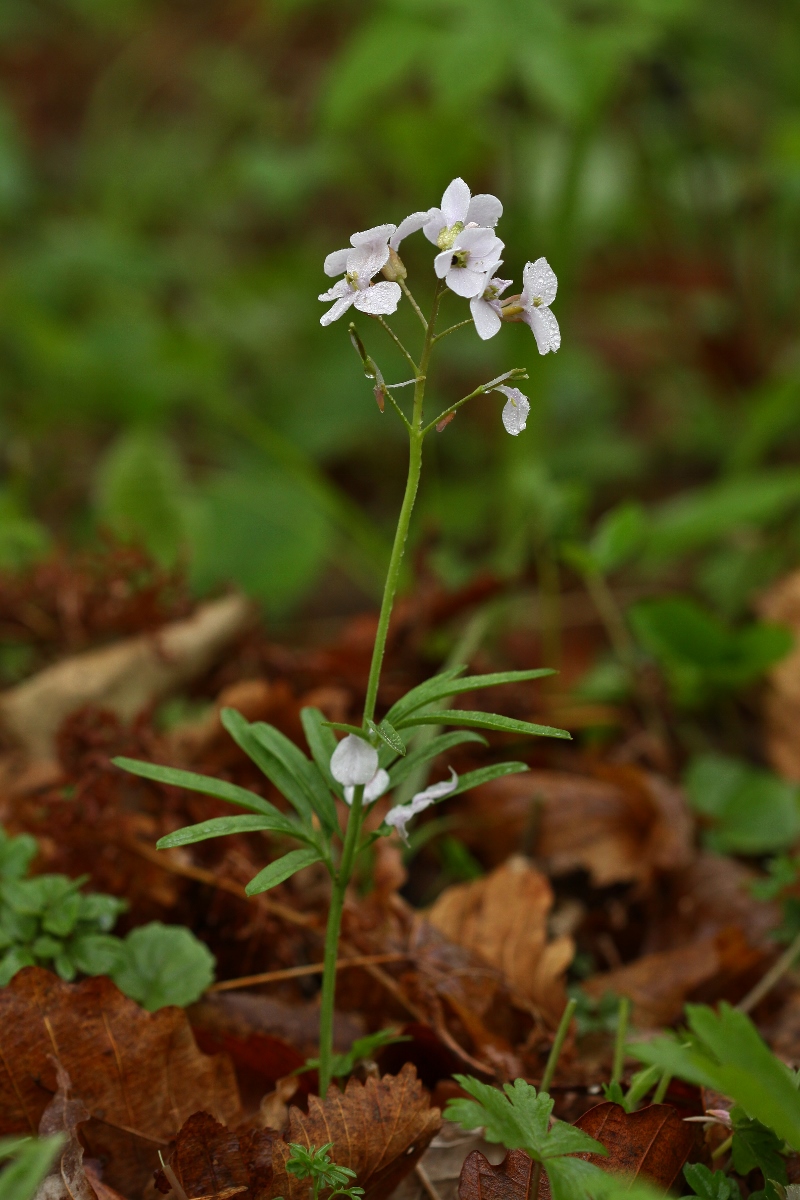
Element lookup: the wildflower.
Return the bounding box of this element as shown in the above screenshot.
[330,735,379,786]
[434,227,504,298]
[390,178,502,252]
[519,257,560,354]
[469,264,513,340]
[323,224,396,278]
[344,769,390,806]
[495,385,530,436]
[319,243,401,327]
[384,768,458,844]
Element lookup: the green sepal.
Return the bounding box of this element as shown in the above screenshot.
[368,718,406,757]
[246,847,324,894]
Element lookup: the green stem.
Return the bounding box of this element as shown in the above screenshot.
[316,280,445,1096]
[652,1070,671,1105]
[540,997,576,1093]
[400,279,428,330]
[612,996,630,1086]
[433,318,473,343]
[377,317,418,373]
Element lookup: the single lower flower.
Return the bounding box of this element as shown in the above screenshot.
[323,224,396,277]
[390,178,502,252]
[330,734,379,786]
[384,768,459,844]
[469,264,513,339]
[319,243,401,327]
[495,384,531,436]
[519,257,560,354]
[434,227,504,298]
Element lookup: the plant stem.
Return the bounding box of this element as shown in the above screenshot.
[612,996,630,1086]
[652,1070,671,1104]
[540,997,576,1093]
[318,783,365,1097]
[317,281,444,1096]
[712,1134,733,1161]
[737,928,800,1014]
[432,318,473,343]
[377,317,418,373]
[400,279,428,330]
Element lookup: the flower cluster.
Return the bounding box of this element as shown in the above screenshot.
[330,734,459,845]
[319,177,560,354]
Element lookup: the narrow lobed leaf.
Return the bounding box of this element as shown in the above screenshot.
[397,710,571,740]
[113,757,284,819]
[157,814,307,850]
[245,848,324,895]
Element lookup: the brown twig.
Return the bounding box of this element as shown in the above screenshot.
[415,1162,444,1200]
[208,953,411,992]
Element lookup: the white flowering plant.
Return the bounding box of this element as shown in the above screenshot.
[114,178,568,1097]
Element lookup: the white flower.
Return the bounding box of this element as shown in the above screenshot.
[323,224,397,277]
[344,768,390,807]
[520,258,560,354]
[469,264,513,340]
[319,243,401,327]
[434,227,504,299]
[384,768,459,845]
[495,385,531,436]
[330,735,379,786]
[390,178,502,251]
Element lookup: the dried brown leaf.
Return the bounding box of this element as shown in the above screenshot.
[0,967,240,1197]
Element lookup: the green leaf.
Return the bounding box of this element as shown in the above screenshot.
[111,922,215,1010]
[382,665,469,726]
[0,1135,65,1200]
[69,933,125,976]
[77,892,128,932]
[588,501,648,574]
[296,1027,411,1080]
[245,848,323,895]
[368,718,406,757]
[387,731,487,788]
[0,947,35,986]
[398,710,571,740]
[95,427,189,567]
[684,754,800,854]
[631,1003,800,1150]
[113,756,285,819]
[445,1075,604,1162]
[682,1162,741,1200]
[386,668,554,725]
[730,1109,786,1188]
[221,709,336,833]
[448,762,530,795]
[0,830,38,882]
[157,813,306,849]
[300,707,344,799]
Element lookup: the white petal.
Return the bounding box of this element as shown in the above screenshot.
[470,295,502,340]
[434,250,453,279]
[350,223,396,247]
[318,278,351,301]
[454,226,499,256]
[390,211,433,249]
[347,242,389,282]
[446,265,485,298]
[466,193,503,228]
[323,248,350,277]
[344,768,390,806]
[353,280,401,316]
[493,277,513,297]
[526,305,561,354]
[320,293,356,326]
[330,735,379,785]
[497,387,531,435]
[422,209,446,245]
[441,178,471,226]
[522,257,558,307]
[384,768,458,845]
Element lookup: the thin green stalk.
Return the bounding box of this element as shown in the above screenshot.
[652,1070,671,1105]
[540,997,576,1093]
[612,996,630,1086]
[318,783,364,1097]
[400,279,428,330]
[377,317,418,373]
[712,1134,733,1162]
[433,318,473,343]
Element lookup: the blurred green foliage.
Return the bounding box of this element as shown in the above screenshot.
[0,0,798,630]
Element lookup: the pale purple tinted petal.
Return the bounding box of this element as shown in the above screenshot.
[390,211,433,249]
[320,292,356,326]
[330,735,379,785]
[350,223,396,247]
[446,265,485,298]
[323,248,351,277]
[344,768,390,806]
[348,242,390,282]
[353,280,401,315]
[527,305,561,354]
[384,768,458,843]
[522,257,558,306]
[423,209,446,244]
[494,277,513,296]
[454,226,499,255]
[441,177,471,225]
[466,193,502,228]
[470,296,502,340]
[434,250,453,278]
[318,278,351,301]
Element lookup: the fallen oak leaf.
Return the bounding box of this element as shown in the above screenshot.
[159,1065,440,1200]
[0,967,240,1198]
[36,1061,96,1200]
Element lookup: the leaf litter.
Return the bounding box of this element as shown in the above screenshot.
[0,544,799,1200]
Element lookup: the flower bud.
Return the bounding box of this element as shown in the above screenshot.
[330,734,379,786]
[381,247,407,282]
